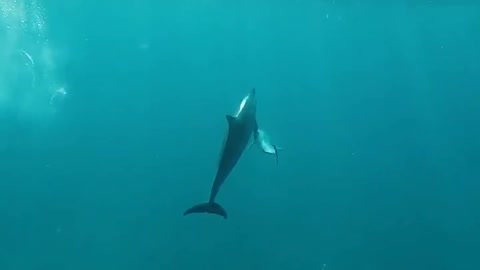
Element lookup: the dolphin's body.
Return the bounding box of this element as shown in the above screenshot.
[184,88,258,219]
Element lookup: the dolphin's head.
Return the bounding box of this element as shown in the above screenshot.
[235,88,256,119]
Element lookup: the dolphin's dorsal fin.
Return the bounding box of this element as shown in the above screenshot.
[217,114,236,167]
[226,114,236,126]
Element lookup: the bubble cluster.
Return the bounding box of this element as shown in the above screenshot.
[0,0,66,124]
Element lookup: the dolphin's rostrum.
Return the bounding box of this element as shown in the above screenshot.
[184,88,258,219]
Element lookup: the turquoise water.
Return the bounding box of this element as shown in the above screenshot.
[1,1,479,269]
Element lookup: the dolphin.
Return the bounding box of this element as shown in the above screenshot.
[184,88,258,219]
[254,128,282,165]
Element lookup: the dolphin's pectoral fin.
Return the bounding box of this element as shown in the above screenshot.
[255,129,282,164]
[273,145,279,165]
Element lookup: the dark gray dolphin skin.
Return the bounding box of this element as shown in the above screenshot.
[184,88,258,219]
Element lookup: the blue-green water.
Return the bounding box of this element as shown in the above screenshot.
[1,1,479,269]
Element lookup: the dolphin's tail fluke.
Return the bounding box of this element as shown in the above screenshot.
[183,202,227,219]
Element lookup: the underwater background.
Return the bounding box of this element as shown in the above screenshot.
[1,0,479,269]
